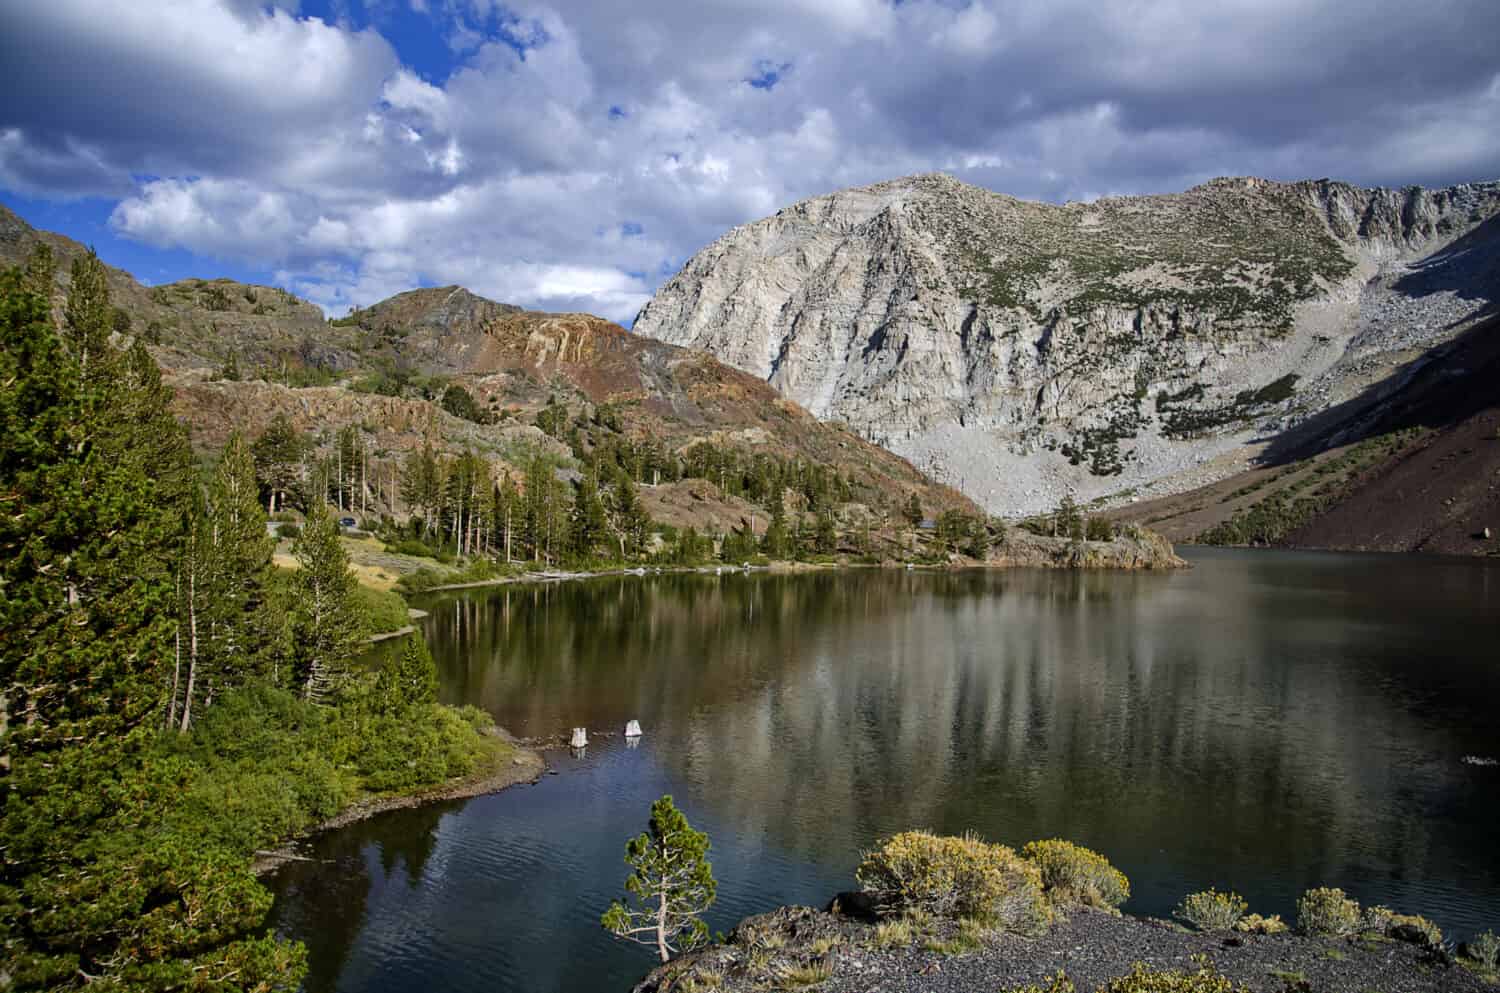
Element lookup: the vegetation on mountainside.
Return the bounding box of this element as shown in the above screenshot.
[1195,427,1426,546]
[0,248,500,992]
[937,179,1356,328]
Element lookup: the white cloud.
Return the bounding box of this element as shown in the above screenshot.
[3,0,1499,322]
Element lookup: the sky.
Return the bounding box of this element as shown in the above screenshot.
[2,0,1498,325]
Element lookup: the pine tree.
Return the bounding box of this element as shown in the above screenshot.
[815,507,838,555]
[374,633,438,714]
[902,492,925,527]
[602,795,717,963]
[172,433,281,729]
[760,488,790,560]
[22,242,55,300]
[290,505,362,703]
[252,412,307,514]
[570,468,609,559]
[0,266,302,990]
[63,249,113,382]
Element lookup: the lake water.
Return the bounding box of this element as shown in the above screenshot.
[268,548,1500,992]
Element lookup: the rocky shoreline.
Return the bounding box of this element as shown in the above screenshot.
[633,904,1497,993]
[251,729,544,875]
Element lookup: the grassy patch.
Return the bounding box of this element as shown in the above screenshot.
[352,583,412,637]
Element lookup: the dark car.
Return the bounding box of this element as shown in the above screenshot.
[338,517,357,528]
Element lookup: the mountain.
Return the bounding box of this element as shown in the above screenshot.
[0,204,977,535]
[633,173,1500,516]
[1114,310,1500,555]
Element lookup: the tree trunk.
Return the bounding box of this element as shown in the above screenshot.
[168,624,181,730]
[179,569,198,733]
[656,885,669,963]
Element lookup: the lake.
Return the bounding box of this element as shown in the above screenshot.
[268,548,1500,992]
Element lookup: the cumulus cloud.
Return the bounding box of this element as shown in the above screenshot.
[2,0,1498,322]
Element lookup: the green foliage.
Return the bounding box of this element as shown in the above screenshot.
[290,505,363,702]
[440,383,494,424]
[396,557,512,595]
[0,262,315,991]
[1022,838,1130,911]
[1296,886,1362,937]
[1196,429,1424,547]
[352,583,411,636]
[902,492,924,526]
[1468,930,1500,969]
[372,635,439,713]
[856,831,1050,934]
[253,412,309,513]
[174,431,285,729]
[1086,516,1115,541]
[1056,496,1085,541]
[1175,889,1248,931]
[602,795,718,963]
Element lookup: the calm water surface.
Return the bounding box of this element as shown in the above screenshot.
[269,548,1500,992]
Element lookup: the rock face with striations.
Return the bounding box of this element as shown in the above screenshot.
[634,174,1500,513]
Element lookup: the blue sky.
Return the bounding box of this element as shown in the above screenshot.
[2,0,1498,322]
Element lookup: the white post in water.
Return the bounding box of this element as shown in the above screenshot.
[624,720,642,738]
[570,727,588,748]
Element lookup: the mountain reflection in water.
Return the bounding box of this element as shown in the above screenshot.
[270,549,1500,993]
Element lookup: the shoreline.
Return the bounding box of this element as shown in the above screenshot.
[251,729,545,876]
[416,544,1186,595]
[634,902,1498,993]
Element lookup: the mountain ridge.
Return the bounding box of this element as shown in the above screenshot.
[0,202,980,532]
[633,171,1500,514]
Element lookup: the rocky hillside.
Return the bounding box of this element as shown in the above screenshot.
[0,204,974,525]
[1117,311,1500,556]
[634,173,1500,515]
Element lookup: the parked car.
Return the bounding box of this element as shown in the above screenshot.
[338,517,357,528]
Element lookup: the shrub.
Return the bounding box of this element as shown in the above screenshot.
[856,831,1050,933]
[1095,961,1250,993]
[1468,930,1499,968]
[1361,904,1394,933]
[870,918,913,949]
[351,583,410,637]
[1233,913,1287,935]
[1175,889,1248,931]
[1022,838,1130,911]
[1085,517,1115,541]
[1008,971,1076,993]
[1382,912,1442,947]
[277,522,301,540]
[1296,887,1361,937]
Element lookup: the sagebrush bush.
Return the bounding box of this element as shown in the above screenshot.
[1022,839,1131,911]
[1095,961,1250,993]
[1175,889,1248,931]
[1007,971,1076,993]
[1296,887,1362,937]
[1233,913,1287,935]
[1383,912,1443,947]
[856,831,1050,933]
[1469,930,1499,968]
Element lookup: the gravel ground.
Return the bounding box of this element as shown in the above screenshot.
[632,906,1498,993]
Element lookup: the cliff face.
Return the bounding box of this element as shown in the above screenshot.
[634,174,1500,514]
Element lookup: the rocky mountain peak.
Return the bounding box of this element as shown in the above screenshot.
[634,172,1500,514]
